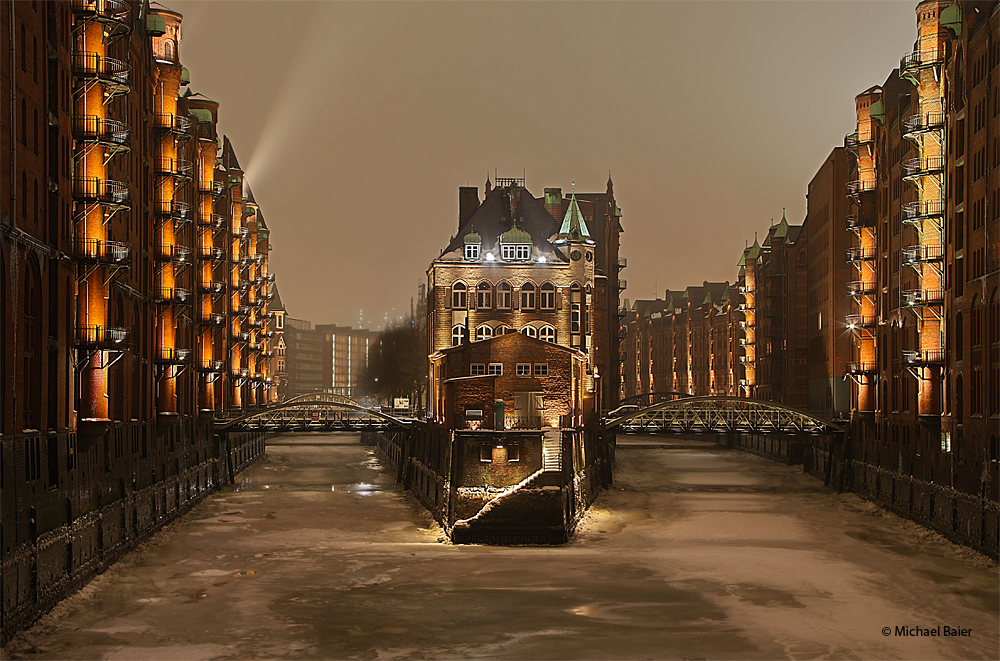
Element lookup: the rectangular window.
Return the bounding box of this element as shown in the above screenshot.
[480,443,493,463]
[471,363,486,376]
[501,244,515,260]
[516,245,529,260]
[516,363,530,376]
[507,443,520,462]
[488,363,502,375]
[571,304,581,333]
[534,363,549,376]
[465,243,480,260]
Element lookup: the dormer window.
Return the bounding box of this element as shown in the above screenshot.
[465,243,480,260]
[501,244,530,261]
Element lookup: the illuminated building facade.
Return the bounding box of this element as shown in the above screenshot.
[845,1,998,509]
[427,176,624,427]
[1,1,275,639]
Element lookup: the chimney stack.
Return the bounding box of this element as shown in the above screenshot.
[458,186,480,229]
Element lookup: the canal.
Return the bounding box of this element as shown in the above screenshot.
[3,433,997,660]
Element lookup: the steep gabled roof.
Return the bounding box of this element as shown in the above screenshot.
[554,193,594,244]
[440,184,563,260]
[269,283,285,311]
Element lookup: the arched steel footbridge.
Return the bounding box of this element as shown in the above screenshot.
[217,393,412,432]
[603,396,844,434]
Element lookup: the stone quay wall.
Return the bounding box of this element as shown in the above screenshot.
[1,427,265,643]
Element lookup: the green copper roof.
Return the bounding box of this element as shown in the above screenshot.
[941,3,961,35]
[146,13,166,36]
[762,234,772,248]
[747,239,761,260]
[500,226,531,244]
[737,253,746,267]
[464,230,481,244]
[773,212,789,239]
[189,108,213,124]
[555,193,594,244]
[870,99,886,125]
[180,66,190,86]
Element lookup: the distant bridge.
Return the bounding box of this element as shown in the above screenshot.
[618,391,692,406]
[217,393,412,432]
[604,396,843,434]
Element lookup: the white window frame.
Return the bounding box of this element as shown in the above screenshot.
[540,325,556,343]
[477,282,491,309]
[452,325,467,346]
[471,363,486,376]
[465,243,480,260]
[487,363,502,376]
[516,363,531,376]
[534,363,549,376]
[497,282,512,309]
[521,326,538,338]
[475,325,493,341]
[571,303,581,333]
[521,282,536,310]
[540,283,555,310]
[452,282,467,309]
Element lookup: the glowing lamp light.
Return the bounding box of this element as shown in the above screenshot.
[538,256,547,263]
[485,252,495,261]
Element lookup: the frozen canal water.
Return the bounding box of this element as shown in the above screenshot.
[3,433,998,660]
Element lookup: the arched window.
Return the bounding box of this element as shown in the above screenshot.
[164,40,176,62]
[521,326,538,338]
[451,282,467,310]
[540,325,556,343]
[477,282,491,309]
[496,325,512,335]
[540,282,555,310]
[451,325,467,346]
[496,282,512,310]
[475,325,493,341]
[520,282,536,310]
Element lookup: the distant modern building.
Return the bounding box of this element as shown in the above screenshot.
[317,324,376,401]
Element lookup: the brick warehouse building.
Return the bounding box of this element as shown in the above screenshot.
[427,176,624,424]
[1,0,277,639]
[621,1,997,556]
[843,0,999,548]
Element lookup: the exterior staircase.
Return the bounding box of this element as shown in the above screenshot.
[542,429,562,471]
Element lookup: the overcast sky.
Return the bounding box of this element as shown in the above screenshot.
[166,0,919,330]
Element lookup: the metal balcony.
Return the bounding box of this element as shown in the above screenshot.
[71,51,130,96]
[76,325,129,349]
[846,213,877,229]
[74,177,129,211]
[846,179,875,196]
[153,113,193,137]
[902,200,944,224]
[617,256,627,269]
[844,131,873,151]
[617,278,627,291]
[154,244,192,263]
[903,111,945,136]
[903,349,945,366]
[902,244,945,266]
[155,158,193,180]
[903,288,944,306]
[845,314,877,329]
[198,246,225,261]
[846,361,877,375]
[155,348,191,364]
[197,212,225,229]
[846,246,876,262]
[196,360,226,373]
[238,304,251,316]
[198,179,224,195]
[232,226,249,239]
[200,312,225,327]
[156,199,190,220]
[71,0,131,36]
[200,281,225,295]
[73,115,129,153]
[900,48,944,77]
[153,286,192,305]
[231,331,250,344]
[847,281,876,297]
[74,238,130,266]
[902,156,945,179]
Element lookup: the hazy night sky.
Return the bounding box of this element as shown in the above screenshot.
[166,0,918,330]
